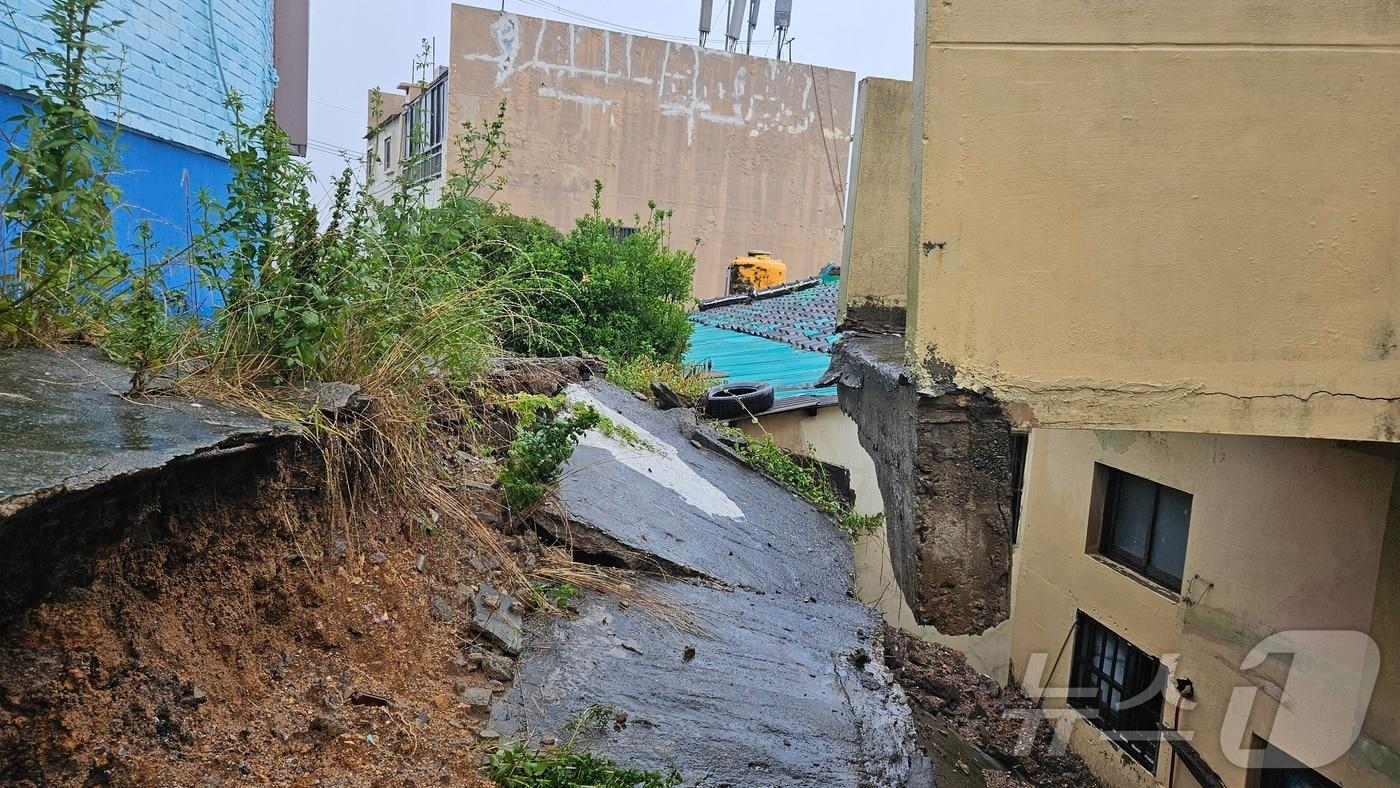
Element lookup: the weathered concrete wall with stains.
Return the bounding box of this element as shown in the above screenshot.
[446,5,854,298]
[837,77,913,332]
[1010,428,1397,786]
[901,0,1400,442]
[827,335,1012,636]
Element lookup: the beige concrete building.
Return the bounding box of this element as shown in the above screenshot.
[834,2,1400,786]
[365,4,854,298]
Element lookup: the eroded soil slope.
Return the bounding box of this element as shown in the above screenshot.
[0,434,526,786]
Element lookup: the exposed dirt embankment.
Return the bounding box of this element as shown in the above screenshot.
[0,416,539,786]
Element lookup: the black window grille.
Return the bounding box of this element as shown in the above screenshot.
[607,225,638,242]
[1254,740,1341,788]
[1069,612,1165,772]
[1008,432,1029,543]
[1098,465,1192,591]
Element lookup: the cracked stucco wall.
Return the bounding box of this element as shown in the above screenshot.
[445,4,854,299]
[837,77,913,332]
[903,0,1400,442]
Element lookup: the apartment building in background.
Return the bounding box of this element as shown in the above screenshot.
[364,3,853,299]
[0,0,308,311]
[832,2,1400,786]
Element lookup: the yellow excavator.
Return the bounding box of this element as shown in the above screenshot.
[725,250,786,294]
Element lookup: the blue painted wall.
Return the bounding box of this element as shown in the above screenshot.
[0,0,278,313]
[0,0,276,156]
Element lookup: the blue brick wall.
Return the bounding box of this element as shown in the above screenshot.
[0,0,279,315]
[0,0,276,157]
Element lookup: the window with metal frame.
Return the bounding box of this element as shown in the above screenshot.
[1008,432,1029,543]
[1252,739,1341,788]
[1097,465,1192,592]
[404,77,446,184]
[1069,612,1166,772]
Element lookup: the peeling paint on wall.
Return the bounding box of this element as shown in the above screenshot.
[447,4,855,298]
[462,13,834,147]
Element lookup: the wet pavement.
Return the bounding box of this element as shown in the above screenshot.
[490,380,931,787]
[0,347,292,517]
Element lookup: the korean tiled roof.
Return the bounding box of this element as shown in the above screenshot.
[690,274,839,354]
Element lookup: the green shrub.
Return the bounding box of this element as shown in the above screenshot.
[552,182,695,361]
[487,742,681,788]
[104,222,184,392]
[499,399,603,510]
[194,95,341,378]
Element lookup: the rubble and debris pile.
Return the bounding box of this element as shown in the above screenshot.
[884,626,1102,788]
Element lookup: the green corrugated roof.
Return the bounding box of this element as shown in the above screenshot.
[684,325,836,400]
[683,273,840,400]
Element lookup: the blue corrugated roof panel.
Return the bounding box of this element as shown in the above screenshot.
[684,324,836,400]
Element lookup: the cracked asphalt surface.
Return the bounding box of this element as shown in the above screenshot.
[490,380,931,787]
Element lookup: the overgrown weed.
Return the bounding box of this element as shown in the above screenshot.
[604,355,712,400]
[728,427,884,539]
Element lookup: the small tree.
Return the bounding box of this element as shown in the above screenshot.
[554,182,695,361]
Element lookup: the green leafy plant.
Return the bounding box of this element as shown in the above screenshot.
[487,742,681,788]
[530,581,580,610]
[507,392,657,453]
[105,221,182,393]
[488,704,681,788]
[499,398,602,510]
[194,95,340,378]
[551,182,695,361]
[732,430,884,539]
[0,0,129,346]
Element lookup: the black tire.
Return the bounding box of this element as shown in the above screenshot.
[704,382,776,419]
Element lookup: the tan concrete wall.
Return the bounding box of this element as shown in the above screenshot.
[737,405,1014,680]
[837,77,913,330]
[1010,428,1396,786]
[446,4,854,299]
[903,0,1400,442]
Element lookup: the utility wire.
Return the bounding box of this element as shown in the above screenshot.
[515,0,694,42]
[512,0,780,48]
[809,64,844,216]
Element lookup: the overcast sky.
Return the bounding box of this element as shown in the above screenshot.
[304,0,915,206]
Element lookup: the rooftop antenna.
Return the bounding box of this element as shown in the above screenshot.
[724,0,745,51]
[773,0,791,58]
[699,0,713,46]
[744,0,761,54]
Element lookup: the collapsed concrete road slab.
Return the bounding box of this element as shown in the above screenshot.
[492,582,924,787]
[544,383,857,599]
[0,348,294,518]
[0,348,296,622]
[493,380,931,786]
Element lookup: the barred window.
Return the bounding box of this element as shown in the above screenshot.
[1069,612,1165,772]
